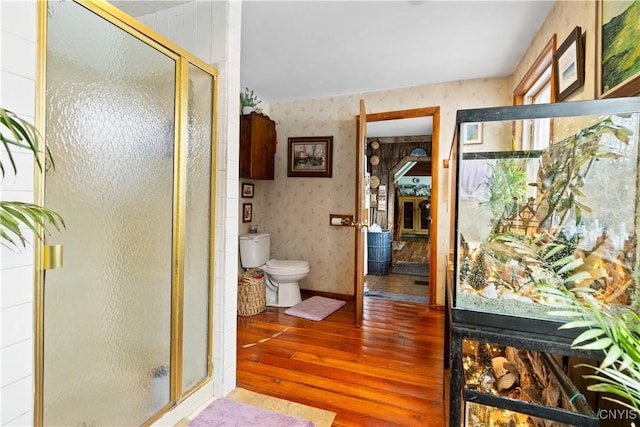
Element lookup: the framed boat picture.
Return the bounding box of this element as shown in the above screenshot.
[596,0,640,98]
[287,136,333,178]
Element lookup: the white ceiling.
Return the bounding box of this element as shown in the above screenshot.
[240,0,555,103]
[111,0,555,104]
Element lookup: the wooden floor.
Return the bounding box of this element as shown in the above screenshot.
[394,237,429,264]
[365,272,429,297]
[236,294,446,426]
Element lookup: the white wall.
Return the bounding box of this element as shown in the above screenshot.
[0,1,37,425]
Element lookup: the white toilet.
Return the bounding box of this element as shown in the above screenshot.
[239,233,309,307]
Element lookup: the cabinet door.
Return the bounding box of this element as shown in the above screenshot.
[402,199,415,231]
[248,114,269,179]
[259,116,275,179]
[239,115,254,178]
[399,196,430,237]
[240,113,275,180]
[419,199,430,232]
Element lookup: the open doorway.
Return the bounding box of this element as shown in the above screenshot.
[362,108,439,306]
[388,155,430,274]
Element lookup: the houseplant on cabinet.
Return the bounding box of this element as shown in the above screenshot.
[240,87,261,114]
[1,108,64,249]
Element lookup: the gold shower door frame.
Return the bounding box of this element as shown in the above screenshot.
[33,1,217,425]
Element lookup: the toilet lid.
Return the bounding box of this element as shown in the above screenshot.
[266,259,309,270]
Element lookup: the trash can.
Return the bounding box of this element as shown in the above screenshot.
[367,230,391,275]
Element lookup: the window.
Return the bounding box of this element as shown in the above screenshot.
[523,67,552,150]
[513,36,556,199]
[513,35,556,151]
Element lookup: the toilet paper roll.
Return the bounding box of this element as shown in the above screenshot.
[331,217,344,226]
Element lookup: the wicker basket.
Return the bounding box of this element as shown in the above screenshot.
[238,268,266,316]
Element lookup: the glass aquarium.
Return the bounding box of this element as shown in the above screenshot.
[461,339,597,427]
[465,401,583,427]
[454,98,640,322]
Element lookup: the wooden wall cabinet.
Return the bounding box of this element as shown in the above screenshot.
[399,196,430,238]
[240,112,276,180]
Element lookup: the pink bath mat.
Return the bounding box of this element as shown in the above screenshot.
[284,296,346,321]
[188,398,315,427]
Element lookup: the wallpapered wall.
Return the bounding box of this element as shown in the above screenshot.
[513,0,596,101]
[264,94,359,293]
[240,1,604,304]
[262,78,512,302]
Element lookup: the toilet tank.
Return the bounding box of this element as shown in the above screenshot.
[239,233,271,268]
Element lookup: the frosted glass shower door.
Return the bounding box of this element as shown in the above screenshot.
[182,64,214,392]
[43,2,176,424]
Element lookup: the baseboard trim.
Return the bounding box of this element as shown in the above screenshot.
[300,289,354,302]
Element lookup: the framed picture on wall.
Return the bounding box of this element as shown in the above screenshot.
[596,0,640,98]
[462,122,482,145]
[242,203,252,223]
[287,136,333,177]
[242,183,254,198]
[553,26,584,102]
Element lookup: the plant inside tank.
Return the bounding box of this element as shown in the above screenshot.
[459,115,638,312]
[480,158,529,234]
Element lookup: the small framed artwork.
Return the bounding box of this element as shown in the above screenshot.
[462,122,482,145]
[287,136,333,178]
[553,26,584,102]
[242,203,252,223]
[242,183,254,198]
[596,0,640,98]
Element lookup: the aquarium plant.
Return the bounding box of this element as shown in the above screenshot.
[533,117,631,238]
[481,158,528,233]
[460,116,637,309]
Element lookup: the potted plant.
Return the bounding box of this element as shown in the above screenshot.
[1,108,64,249]
[240,87,261,115]
[539,283,640,421]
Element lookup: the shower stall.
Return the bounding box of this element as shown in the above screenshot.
[35,1,217,424]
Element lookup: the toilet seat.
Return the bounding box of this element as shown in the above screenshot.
[266,259,309,273]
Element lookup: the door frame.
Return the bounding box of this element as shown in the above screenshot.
[357,107,440,309]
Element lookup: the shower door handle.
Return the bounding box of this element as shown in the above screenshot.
[43,245,63,270]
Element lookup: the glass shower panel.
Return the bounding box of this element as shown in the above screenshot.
[44,1,175,424]
[182,64,214,391]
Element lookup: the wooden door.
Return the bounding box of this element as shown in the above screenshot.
[354,100,367,326]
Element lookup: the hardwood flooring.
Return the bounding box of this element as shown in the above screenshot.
[236,293,446,426]
[363,236,430,298]
[394,237,429,264]
[364,273,428,297]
